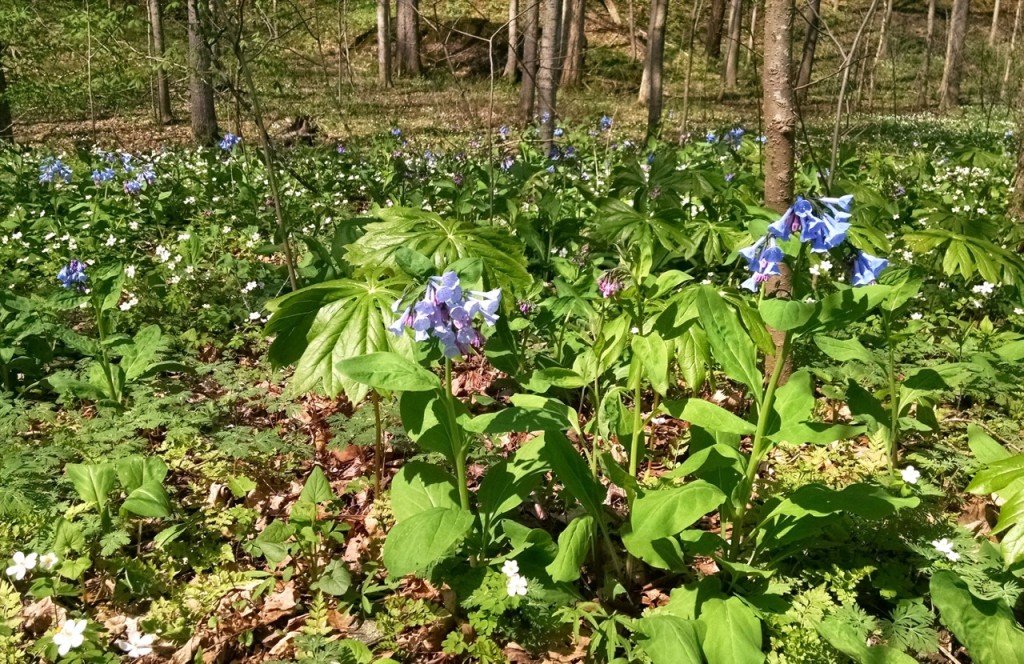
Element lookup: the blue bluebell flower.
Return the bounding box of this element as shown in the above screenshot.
[500,156,515,171]
[219,133,241,151]
[92,168,116,184]
[563,146,576,159]
[725,173,735,182]
[554,127,564,138]
[389,271,502,358]
[138,167,156,184]
[499,126,510,139]
[799,197,851,253]
[57,260,87,290]
[549,147,561,161]
[540,112,551,124]
[39,158,72,184]
[390,127,402,137]
[600,115,613,131]
[739,237,784,291]
[852,251,889,286]
[124,179,143,195]
[820,194,854,212]
[727,127,745,148]
[705,132,717,143]
[546,165,555,173]
[337,144,347,154]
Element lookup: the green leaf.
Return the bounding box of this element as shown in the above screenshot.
[635,614,703,664]
[545,515,596,582]
[390,462,461,522]
[122,481,171,518]
[696,286,763,400]
[120,325,165,381]
[930,570,1024,664]
[461,407,569,434]
[967,455,1024,495]
[814,335,878,365]
[400,388,466,463]
[65,463,115,510]
[801,285,892,334]
[252,521,295,568]
[527,367,589,391]
[633,332,670,396]
[629,481,726,543]
[394,247,436,278]
[382,507,475,577]
[115,456,168,494]
[298,466,335,504]
[311,560,352,596]
[700,597,764,664]
[477,438,547,519]
[758,299,814,331]
[968,425,1011,464]
[818,616,917,664]
[675,398,754,435]
[536,432,605,519]
[1001,523,1024,567]
[336,352,439,393]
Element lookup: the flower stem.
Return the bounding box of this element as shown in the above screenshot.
[445,359,472,512]
[371,388,384,497]
[885,315,899,472]
[93,301,119,404]
[628,378,644,478]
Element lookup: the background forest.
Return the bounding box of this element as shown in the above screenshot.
[3,1,1024,663]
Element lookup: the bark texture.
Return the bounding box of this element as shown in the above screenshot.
[187,0,218,146]
[537,0,562,148]
[917,0,936,106]
[939,0,971,111]
[705,0,727,58]
[376,0,392,87]
[396,0,421,76]
[724,0,743,89]
[519,0,541,121]
[796,0,821,101]
[0,44,12,143]
[1011,81,1024,218]
[560,0,586,86]
[504,0,519,78]
[148,0,173,125]
[643,0,669,138]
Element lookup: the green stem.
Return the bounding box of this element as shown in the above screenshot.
[93,301,119,404]
[371,389,384,497]
[590,302,608,478]
[445,359,472,512]
[628,378,644,478]
[886,316,899,472]
[730,329,793,558]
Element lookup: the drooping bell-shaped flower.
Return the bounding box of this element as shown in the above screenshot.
[852,251,889,286]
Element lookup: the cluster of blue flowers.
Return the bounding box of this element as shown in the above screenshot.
[219,133,242,151]
[389,272,502,359]
[39,158,72,184]
[739,194,888,292]
[57,260,87,290]
[600,115,613,131]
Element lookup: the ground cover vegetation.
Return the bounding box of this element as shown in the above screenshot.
[3,0,1024,663]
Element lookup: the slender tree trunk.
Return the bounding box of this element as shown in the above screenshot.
[1010,81,1024,217]
[992,0,1002,45]
[917,0,936,107]
[187,0,217,146]
[396,0,421,76]
[376,0,392,86]
[746,2,757,64]
[796,0,821,102]
[603,0,623,23]
[724,0,743,90]
[940,0,971,111]
[538,0,562,149]
[519,0,541,121]
[706,0,727,57]
[644,0,669,139]
[148,0,173,125]
[0,43,12,144]
[867,0,892,110]
[682,0,704,132]
[561,0,586,86]
[628,0,638,59]
[1002,0,1023,99]
[505,0,519,78]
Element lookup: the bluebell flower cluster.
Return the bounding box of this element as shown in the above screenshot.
[92,168,116,184]
[57,260,87,290]
[726,127,745,149]
[389,272,502,359]
[554,127,564,138]
[124,180,143,195]
[39,158,73,184]
[739,194,889,291]
[390,127,402,137]
[219,133,241,151]
[600,115,613,131]
[499,126,510,140]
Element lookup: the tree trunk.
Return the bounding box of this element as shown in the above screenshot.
[705,0,727,58]
[187,0,217,146]
[505,0,519,78]
[560,0,586,86]
[992,0,1002,46]
[0,43,12,144]
[603,0,623,23]
[376,0,392,86]
[682,0,703,132]
[1002,0,1022,99]
[519,0,541,121]
[917,0,936,107]
[746,2,757,64]
[762,0,797,381]
[148,0,173,125]
[644,0,669,139]
[396,0,421,76]
[628,0,638,59]
[939,0,971,111]
[796,0,820,101]
[724,0,743,90]
[538,0,562,149]
[1010,81,1024,218]
[867,0,893,110]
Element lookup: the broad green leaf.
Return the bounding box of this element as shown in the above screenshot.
[509,394,581,435]
[633,332,670,396]
[120,325,165,381]
[675,398,754,435]
[382,507,475,577]
[536,432,605,519]
[311,560,352,596]
[390,462,460,522]
[115,456,168,494]
[122,481,172,518]
[545,515,596,582]
[1001,523,1024,567]
[251,520,295,568]
[461,407,568,434]
[477,438,547,519]
[700,597,764,664]
[345,207,532,293]
[635,614,703,664]
[66,463,115,510]
[336,352,439,393]
[696,286,762,400]
[801,285,892,334]
[967,455,1024,495]
[765,370,815,443]
[298,466,335,504]
[814,335,878,365]
[528,367,589,391]
[930,570,1024,664]
[629,481,726,543]
[400,388,466,463]
[968,425,1011,464]
[758,299,814,331]
[818,616,917,664]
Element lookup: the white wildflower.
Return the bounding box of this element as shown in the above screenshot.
[5,552,37,580]
[901,466,920,484]
[53,619,87,656]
